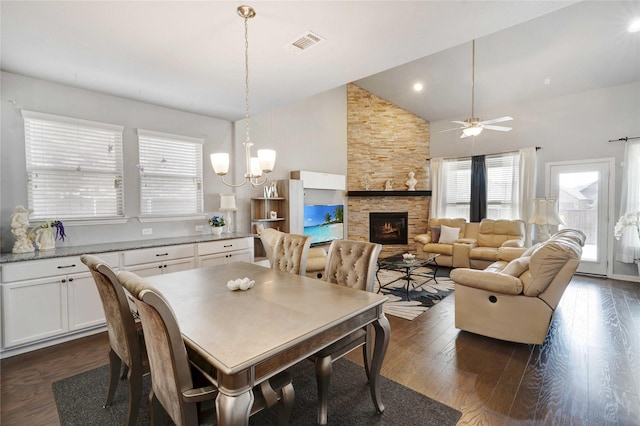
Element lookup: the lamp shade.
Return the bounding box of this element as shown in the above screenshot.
[210,153,230,176]
[529,198,563,225]
[257,149,276,173]
[219,193,237,211]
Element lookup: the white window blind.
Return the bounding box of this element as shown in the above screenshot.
[486,152,520,220]
[22,110,124,220]
[442,152,520,221]
[443,158,471,219]
[138,129,203,216]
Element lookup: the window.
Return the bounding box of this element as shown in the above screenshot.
[443,158,471,218]
[486,152,519,219]
[138,129,203,216]
[442,152,520,220]
[22,110,124,220]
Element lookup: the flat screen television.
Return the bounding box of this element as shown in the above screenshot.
[303,204,344,245]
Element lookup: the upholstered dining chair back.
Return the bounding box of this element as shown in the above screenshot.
[117,270,295,426]
[118,270,205,425]
[258,227,284,266]
[271,233,312,275]
[323,239,382,291]
[81,255,148,426]
[311,239,382,425]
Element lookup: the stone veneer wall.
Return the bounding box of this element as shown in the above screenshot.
[346,83,430,257]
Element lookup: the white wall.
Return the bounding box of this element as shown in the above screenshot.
[0,72,234,252]
[228,86,348,233]
[0,72,348,251]
[430,81,640,277]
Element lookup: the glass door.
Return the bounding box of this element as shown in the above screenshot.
[546,159,614,275]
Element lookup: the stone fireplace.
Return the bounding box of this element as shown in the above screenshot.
[346,83,430,257]
[370,212,408,245]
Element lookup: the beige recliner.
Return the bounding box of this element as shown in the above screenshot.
[450,229,586,345]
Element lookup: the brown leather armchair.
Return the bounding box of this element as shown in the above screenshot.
[450,229,586,344]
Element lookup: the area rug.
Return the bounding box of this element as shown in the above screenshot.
[53,358,461,426]
[374,266,455,320]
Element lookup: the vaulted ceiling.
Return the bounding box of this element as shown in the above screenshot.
[2,1,638,123]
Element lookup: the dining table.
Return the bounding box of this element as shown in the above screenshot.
[141,261,390,425]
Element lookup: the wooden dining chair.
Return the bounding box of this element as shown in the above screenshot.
[117,270,295,426]
[80,254,149,426]
[311,239,382,425]
[270,232,312,275]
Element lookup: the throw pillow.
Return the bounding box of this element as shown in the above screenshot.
[430,226,441,243]
[438,225,460,244]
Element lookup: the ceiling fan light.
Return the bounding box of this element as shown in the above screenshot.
[462,126,483,137]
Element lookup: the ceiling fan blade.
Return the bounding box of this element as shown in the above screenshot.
[460,132,471,139]
[483,125,512,131]
[435,127,464,134]
[480,116,513,125]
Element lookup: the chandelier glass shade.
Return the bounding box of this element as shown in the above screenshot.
[210,5,275,188]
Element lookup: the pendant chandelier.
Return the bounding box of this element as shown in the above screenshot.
[210,5,276,188]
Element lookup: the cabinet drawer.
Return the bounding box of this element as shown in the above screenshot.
[197,238,253,256]
[123,245,194,266]
[2,252,119,282]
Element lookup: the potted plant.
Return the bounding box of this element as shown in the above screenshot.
[208,215,225,236]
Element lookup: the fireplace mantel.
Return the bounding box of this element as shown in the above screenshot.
[347,190,431,197]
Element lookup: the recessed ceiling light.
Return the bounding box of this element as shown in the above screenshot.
[413,82,424,92]
[629,18,640,33]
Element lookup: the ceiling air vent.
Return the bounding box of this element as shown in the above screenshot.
[284,31,325,54]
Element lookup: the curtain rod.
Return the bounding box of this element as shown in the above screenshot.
[609,136,640,143]
[427,146,541,161]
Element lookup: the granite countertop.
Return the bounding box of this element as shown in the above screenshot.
[0,232,255,264]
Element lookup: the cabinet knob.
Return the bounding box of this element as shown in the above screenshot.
[61,279,66,283]
[68,277,74,282]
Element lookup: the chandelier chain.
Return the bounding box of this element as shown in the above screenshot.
[244,13,251,145]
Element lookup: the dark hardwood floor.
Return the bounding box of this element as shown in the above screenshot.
[1,274,639,425]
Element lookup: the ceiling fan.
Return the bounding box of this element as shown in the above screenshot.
[441,39,513,138]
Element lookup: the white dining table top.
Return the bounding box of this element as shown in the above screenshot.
[143,261,388,375]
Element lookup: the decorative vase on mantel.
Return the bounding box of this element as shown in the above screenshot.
[211,226,223,236]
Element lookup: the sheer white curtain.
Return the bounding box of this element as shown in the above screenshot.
[616,140,640,263]
[429,157,445,218]
[518,147,537,246]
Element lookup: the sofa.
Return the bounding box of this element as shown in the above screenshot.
[414,218,526,269]
[450,228,586,344]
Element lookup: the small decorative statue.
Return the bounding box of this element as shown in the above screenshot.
[406,171,417,191]
[384,180,393,191]
[361,174,372,191]
[11,205,35,253]
[270,181,279,198]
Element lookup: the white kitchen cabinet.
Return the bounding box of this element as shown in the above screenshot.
[197,237,253,268]
[1,252,118,349]
[122,244,195,278]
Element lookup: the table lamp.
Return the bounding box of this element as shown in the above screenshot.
[219,193,237,234]
[529,198,563,242]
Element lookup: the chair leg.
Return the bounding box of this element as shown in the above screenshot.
[362,344,371,382]
[120,364,129,380]
[104,348,122,408]
[315,355,332,426]
[125,364,142,426]
[277,381,295,426]
[150,391,163,426]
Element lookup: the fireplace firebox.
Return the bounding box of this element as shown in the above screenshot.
[369,212,408,245]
